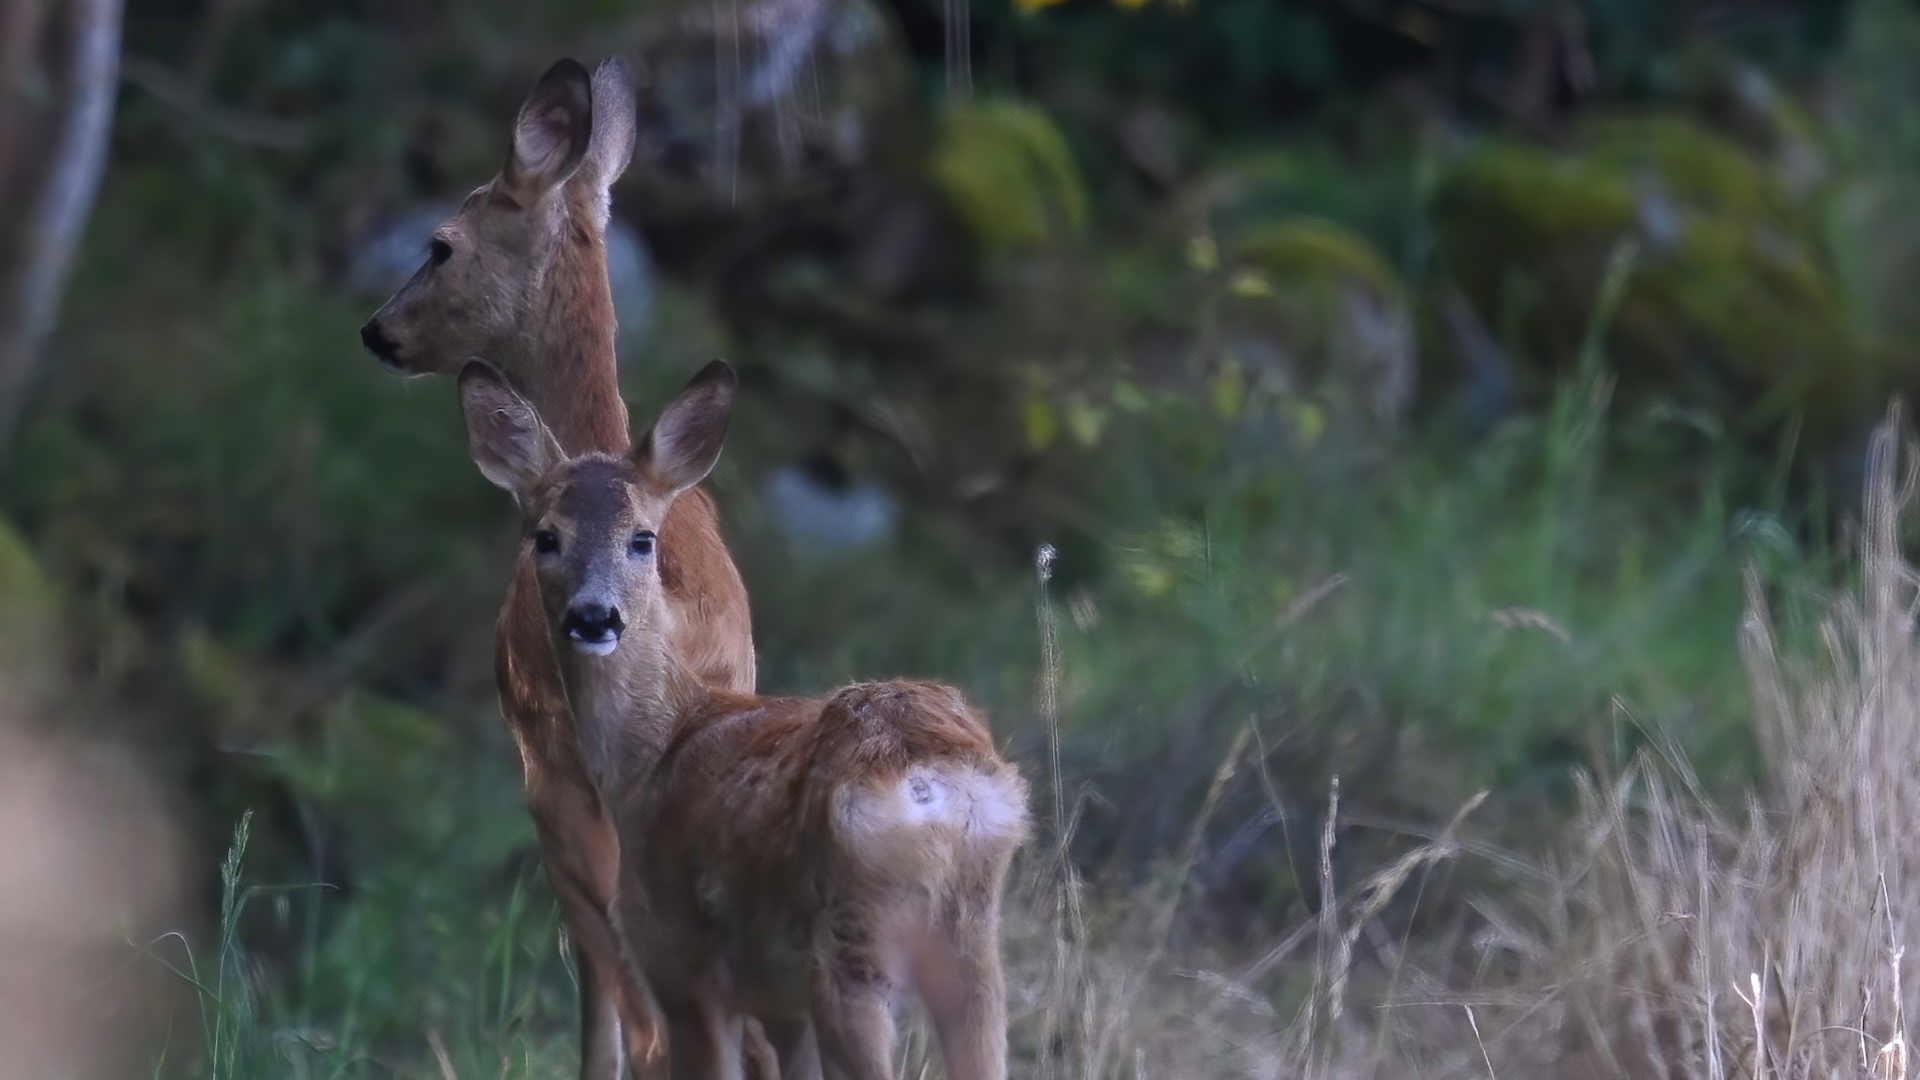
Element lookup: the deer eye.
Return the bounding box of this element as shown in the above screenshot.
[429,237,453,266]
[532,529,559,554]
[629,531,656,558]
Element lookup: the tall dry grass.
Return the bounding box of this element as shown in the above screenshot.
[1500,405,1920,1080]
[976,408,1920,1080]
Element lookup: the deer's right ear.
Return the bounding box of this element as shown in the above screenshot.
[503,58,593,204]
[460,360,562,498]
[636,360,738,495]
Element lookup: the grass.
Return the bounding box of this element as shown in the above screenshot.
[0,102,1896,1080]
[99,404,1915,1079]
[0,244,1862,1077]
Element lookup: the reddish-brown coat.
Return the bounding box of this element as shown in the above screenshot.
[456,361,1030,1080]
[362,57,758,1080]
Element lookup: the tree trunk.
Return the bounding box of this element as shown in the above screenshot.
[0,0,124,462]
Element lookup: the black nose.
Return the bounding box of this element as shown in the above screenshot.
[359,319,402,368]
[563,603,625,644]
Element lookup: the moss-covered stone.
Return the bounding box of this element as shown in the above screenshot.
[1208,215,1417,451]
[1231,217,1404,299]
[930,99,1088,253]
[1431,119,1869,438]
[1583,115,1801,223]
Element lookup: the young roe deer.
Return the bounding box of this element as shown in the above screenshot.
[359,57,759,1080]
[457,357,1030,1080]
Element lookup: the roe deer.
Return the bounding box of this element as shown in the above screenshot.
[359,57,761,1080]
[457,358,1030,1080]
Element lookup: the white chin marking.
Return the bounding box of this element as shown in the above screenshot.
[570,636,619,657]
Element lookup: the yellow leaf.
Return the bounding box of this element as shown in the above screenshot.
[1211,361,1246,418]
[931,99,1088,249]
[1065,398,1107,446]
[1024,395,1059,450]
[1290,400,1328,445]
[1270,577,1298,609]
[1125,559,1175,598]
[1229,267,1274,297]
[1186,234,1219,273]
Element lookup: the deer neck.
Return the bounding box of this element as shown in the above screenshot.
[552,599,706,789]
[514,189,630,458]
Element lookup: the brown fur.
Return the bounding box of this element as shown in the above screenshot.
[627,682,1026,1080]
[362,58,759,1080]
[459,363,1030,1080]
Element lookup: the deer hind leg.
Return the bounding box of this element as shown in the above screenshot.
[760,1015,821,1080]
[916,886,1012,1080]
[809,919,897,1080]
[809,983,894,1080]
[660,986,746,1080]
[614,966,671,1080]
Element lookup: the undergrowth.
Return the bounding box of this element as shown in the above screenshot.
[5,132,1882,1080]
[141,405,1920,1079]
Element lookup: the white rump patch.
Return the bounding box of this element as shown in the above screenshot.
[958,768,1030,849]
[835,765,1030,871]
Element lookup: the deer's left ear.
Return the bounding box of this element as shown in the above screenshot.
[636,360,737,496]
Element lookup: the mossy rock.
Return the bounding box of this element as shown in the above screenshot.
[1230,217,1404,300]
[1581,115,1801,224]
[1199,144,1413,250]
[1662,50,1829,197]
[1209,216,1417,451]
[930,98,1088,253]
[1431,123,1866,437]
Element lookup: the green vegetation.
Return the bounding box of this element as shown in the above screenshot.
[9,0,1920,1076]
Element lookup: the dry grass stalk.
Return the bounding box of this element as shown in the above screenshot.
[1485,406,1920,1079]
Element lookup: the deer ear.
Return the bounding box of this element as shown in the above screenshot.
[582,56,638,196]
[503,58,593,204]
[460,360,563,498]
[636,360,738,495]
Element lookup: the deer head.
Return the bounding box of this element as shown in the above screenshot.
[457,358,737,659]
[360,57,637,383]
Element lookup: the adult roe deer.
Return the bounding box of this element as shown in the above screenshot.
[457,357,1030,1080]
[358,57,758,1080]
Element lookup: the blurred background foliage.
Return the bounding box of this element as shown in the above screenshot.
[3,0,1918,1073]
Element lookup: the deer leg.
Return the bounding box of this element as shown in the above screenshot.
[530,784,666,1080]
[916,891,1011,1080]
[809,925,896,1080]
[576,940,627,1080]
[809,984,894,1080]
[742,1016,795,1080]
[760,1015,820,1080]
[661,985,745,1080]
